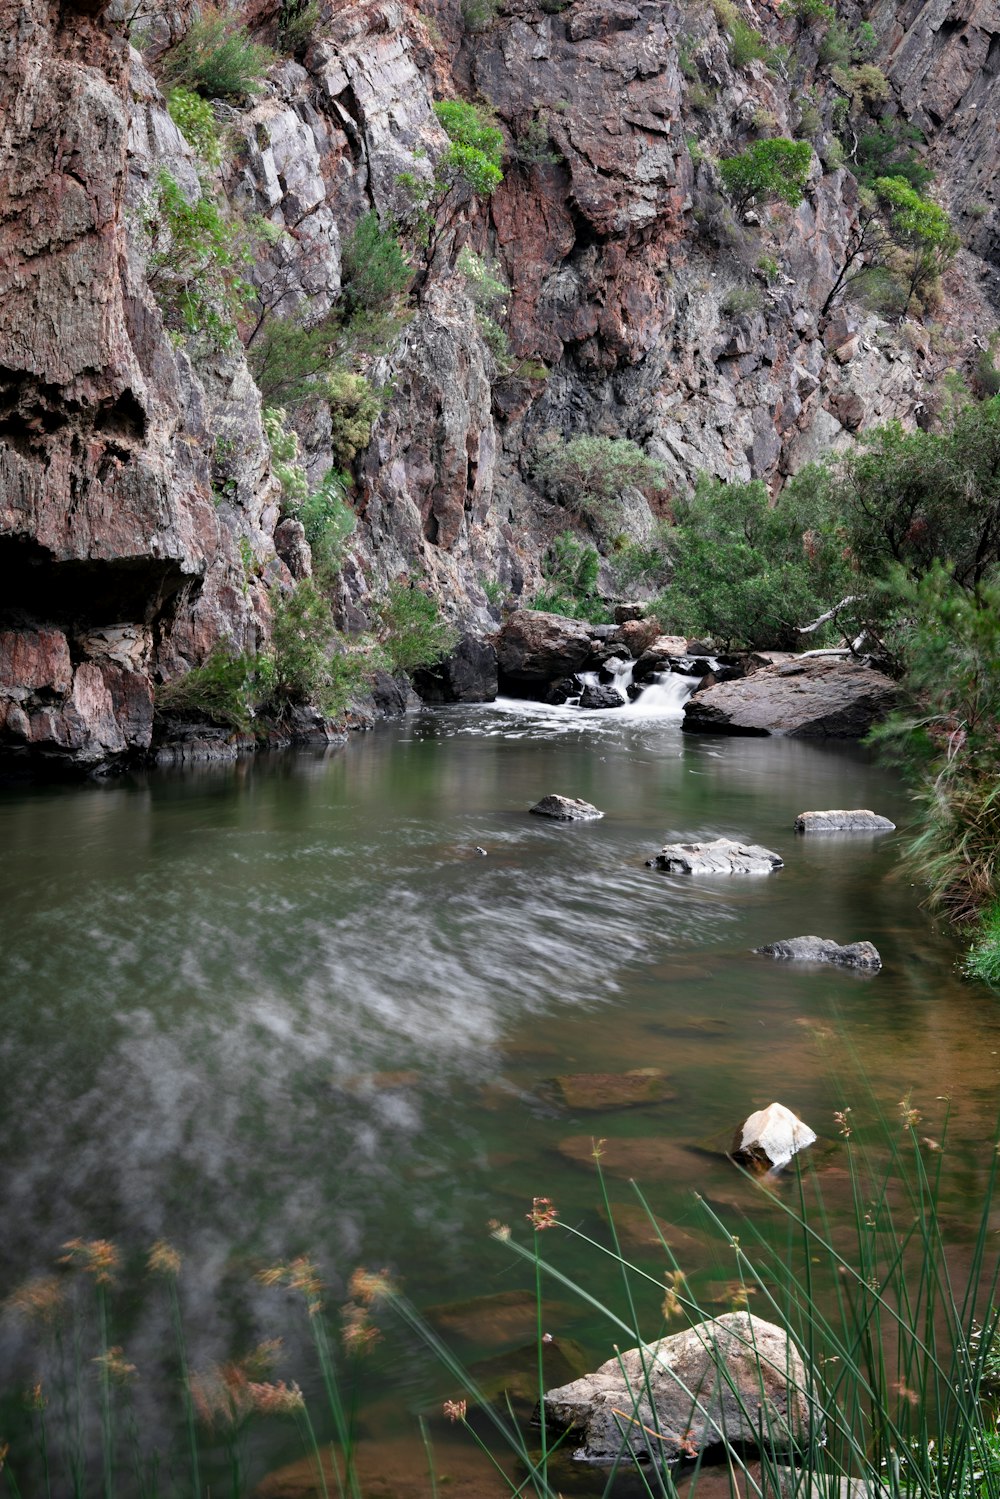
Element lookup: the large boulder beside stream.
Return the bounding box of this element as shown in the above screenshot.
[683,657,898,738]
[495,611,595,683]
[543,1312,817,1465]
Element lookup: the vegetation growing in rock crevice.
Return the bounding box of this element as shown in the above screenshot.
[160,6,275,101]
[533,434,667,532]
[529,531,610,623]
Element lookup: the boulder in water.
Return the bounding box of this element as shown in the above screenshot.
[794,809,896,833]
[648,838,783,874]
[682,657,898,738]
[755,936,882,971]
[543,1312,817,1464]
[530,795,604,821]
[496,611,593,683]
[732,1102,817,1171]
[578,683,623,710]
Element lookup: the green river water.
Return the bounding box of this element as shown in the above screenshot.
[1,697,998,1496]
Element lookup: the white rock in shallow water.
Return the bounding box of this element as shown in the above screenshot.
[543,1312,818,1465]
[754,936,882,971]
[732,1102,817,1171]
[530,795,604,821]
[649,838,783,874]
[794,809,895,833]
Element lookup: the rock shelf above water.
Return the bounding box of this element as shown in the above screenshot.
[648,838,784,874]
[794,809,896,833]
[755,936,883,970]
[529,795,604,821]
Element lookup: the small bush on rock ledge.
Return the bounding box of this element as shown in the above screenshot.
[720,138,812,217]
[533,434,667,530]
[160,6,275,101]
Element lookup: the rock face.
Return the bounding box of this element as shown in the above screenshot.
[732,1103,818,1171]
[543,1313,817,1465]
[755,937,883,971]
[411,636,498,703]
[648,839,784,874]
[530,795,604,821]
[795,810,896,833]
[683,659,899,739]
[1,0,997,768]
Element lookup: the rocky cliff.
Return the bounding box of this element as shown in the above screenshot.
[0,0,997,767]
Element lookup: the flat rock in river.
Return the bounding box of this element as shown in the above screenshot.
[794,809,896,833]
[543,1312,817,1465]
[682,657,898,738]
[530,794,603,821]
[550,1069,673,1111]
[649,838,783,874]
[754,936,882,970]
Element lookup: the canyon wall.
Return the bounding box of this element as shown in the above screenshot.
[0,0,996,766]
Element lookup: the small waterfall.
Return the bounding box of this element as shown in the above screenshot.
[623,670,703,719]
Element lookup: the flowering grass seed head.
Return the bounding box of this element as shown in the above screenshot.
[60,1239,120,1286]
[147,1240,182,1277]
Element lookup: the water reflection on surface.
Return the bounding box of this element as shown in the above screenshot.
[1,705,998,1492]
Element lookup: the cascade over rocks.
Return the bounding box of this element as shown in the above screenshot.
[683,659,899,739]
[755,937,883,970]
[543,1313,818,1465]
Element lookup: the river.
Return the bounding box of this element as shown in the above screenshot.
[1,695,998,1496]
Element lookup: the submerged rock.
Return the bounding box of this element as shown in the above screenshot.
[426,1289,572,1348]
[732,1102,817,1172]
[794,809,896,833]
[530,795,604,821]
[543,1312,817,1465]
[755,936,882,970]
[550,1069,673,1111]
[683,658,898,738]
[648,838,784,874]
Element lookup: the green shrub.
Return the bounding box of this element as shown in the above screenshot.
[460,0,497,31]
[719,138,812,216]
[156,645,275,730]
[873,174,959,308]
[160,6,275,101]
[270,580,365,717]
[375,581,459,674]
[294,471,356,583]
[534,434,667,528]
[263,407,309,505]
[513,117,562,167]
[325,371,383,469]
[756,255,779,282]
[830,61,891,109]
[277,0,320,55]
[965,900,1000,985]
[653,474,849,650]
[166,87,223,167]
[853,122,931,193]
[868,566,1000,922]
[779,0,834,22]
[248,311,338,407]
[340,212,411,317]
[529,531,616,622]
[728,17,768,66]
[608,528,672,593]
[818,17,852,64]
[976,335,1000,398]
[721,283,762,315]
[433,100,504,196]
[795,101,822,140]
[145,170,252,348]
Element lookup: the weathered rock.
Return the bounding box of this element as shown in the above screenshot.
[411,635,498,703]
[732,1103,817,1172]
[578,682,624,710]
[530,795,604,821]
[755,937,883,971]
[496,612,594,683]
[543,1313,817,1464]
[617,618,662,658]
[683,659,899,739]
[614,604,648,624]
[649,839,784,874]
[550,1069,672,1111]
[794,810,896,833]
[273,519,312,581]
[544,677,579,706]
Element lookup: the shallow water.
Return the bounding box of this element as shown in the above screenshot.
[1,701,998,1494]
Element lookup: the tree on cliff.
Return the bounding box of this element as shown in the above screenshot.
[719,139,812,218]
